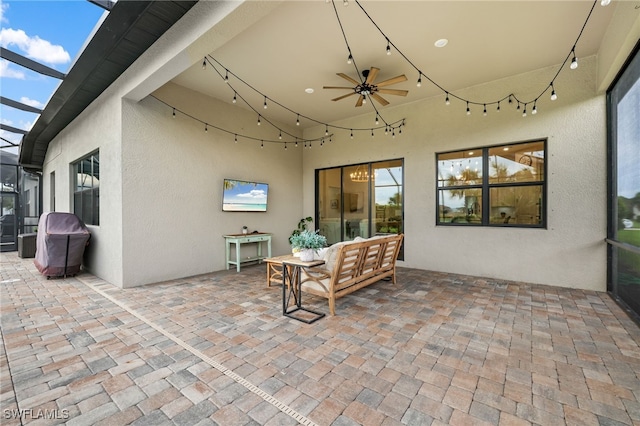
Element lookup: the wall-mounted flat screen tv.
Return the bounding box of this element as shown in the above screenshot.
[222,179,269,212]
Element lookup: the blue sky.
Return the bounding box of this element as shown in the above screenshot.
[1,1,105,154]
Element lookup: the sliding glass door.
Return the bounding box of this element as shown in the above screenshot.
[317,159,403,257]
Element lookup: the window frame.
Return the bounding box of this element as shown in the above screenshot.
[436,139,547,228]
[72,150,99,226]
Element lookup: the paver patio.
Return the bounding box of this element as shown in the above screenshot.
[1,251,639,425]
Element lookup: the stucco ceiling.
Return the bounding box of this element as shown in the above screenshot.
[170,1,616,129]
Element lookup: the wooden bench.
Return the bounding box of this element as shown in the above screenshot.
[299,234,404,315]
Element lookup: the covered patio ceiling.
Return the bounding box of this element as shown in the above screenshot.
[15,0,618,169]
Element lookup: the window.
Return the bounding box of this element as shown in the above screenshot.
[607,44,640,319]
[437,140,546,227]
[73,151,99,225]
[50,171,55,211]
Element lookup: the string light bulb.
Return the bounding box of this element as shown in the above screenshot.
[532,102,538,115]
[570,49,578,69]
[224,69,229,83]
[296,114,300,126]
[497,102,501,112]
[232,92,237,103]
[202,58,206,69]
[347,53,353,64]
[325,125,329,136]
[550,84,557,101]
[445,92,450,106]
[386,40,391,55]
[375,114,379,125]
[416,73,422,87]
[466,102,471,115]
[257,114,261,126]
[483,104,487,116]
[263,97,268,109]
[522,105,527,117]
[205,123,208,132]
[172,108,176,118]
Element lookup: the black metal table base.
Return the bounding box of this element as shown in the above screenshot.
[282,260,325,323]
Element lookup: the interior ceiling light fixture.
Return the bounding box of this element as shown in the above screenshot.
[350,164,373,182]
[323,66,408,107]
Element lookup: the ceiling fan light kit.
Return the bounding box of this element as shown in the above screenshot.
[323,66,409,107]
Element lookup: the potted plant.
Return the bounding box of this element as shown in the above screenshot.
[289,216,313,255]
[289,230,327,262]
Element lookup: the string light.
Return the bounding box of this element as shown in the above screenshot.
[232,92,237,103]
[532,102,538,114]
[205,123,208,132]
[172,108,176,118]
[522,104,527,117]
[263,96,268,109]
[224,69,229,83]
[483,104,487,116]
[466,102,471,115]
[347,53,353,64]
[202,58,206,70]
[445,93,450,106]
[296,114,300,126]
[339,0,600,119]
[497,102,501,112]
[257,114,261,125]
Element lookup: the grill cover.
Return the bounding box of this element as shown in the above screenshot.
[34,212,91,277]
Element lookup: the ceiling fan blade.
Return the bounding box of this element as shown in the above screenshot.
[331,92,357,102]
[355,95,365,107]
[323,86,356,90]
[377,88,409,97]
[365,67,380,85]
[376,74,408,87]
[337,73,360,86]
[371,93,390,106]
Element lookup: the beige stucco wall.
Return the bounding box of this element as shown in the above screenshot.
[41,93,124,285]
[302,55,607,291]
[120,83,304,287]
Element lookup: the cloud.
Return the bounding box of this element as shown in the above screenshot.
[0,59,25,79]
[238,189,267,199]
[0,28,70,65]
[19,97,44,109]
[0,3,8,24]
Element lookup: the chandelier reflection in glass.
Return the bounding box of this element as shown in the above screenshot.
[350,164,375,182]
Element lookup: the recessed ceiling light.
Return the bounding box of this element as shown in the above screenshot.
[434,38,448,48]
[305,88,314,94]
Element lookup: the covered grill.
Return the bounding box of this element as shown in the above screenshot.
[34,212,91,278]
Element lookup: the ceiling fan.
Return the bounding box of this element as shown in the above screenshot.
[323,67,408,107]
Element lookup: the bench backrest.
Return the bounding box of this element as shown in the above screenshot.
[330,234,403,288]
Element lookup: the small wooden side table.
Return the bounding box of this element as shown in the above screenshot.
[282,258,326,323]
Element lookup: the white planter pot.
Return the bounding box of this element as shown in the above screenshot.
[299,249,314,262]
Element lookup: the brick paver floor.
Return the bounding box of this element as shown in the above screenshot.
[1,251,639,425]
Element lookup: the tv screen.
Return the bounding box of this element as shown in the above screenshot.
[222,179,269,212]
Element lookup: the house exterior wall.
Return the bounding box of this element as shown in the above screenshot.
[302,55,607,291]
[41,94,124,285]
